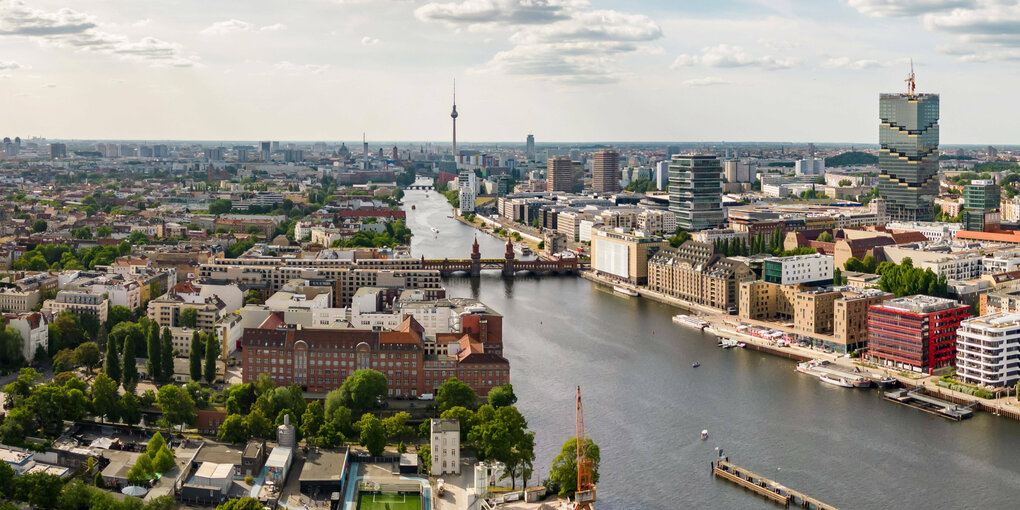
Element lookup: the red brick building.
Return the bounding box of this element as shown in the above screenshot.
[868,295,970,374]
[242,315,509,397]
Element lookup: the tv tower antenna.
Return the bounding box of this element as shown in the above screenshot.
[905,58,916,97]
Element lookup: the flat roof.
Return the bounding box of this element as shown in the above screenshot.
[193,443,243,465]
[299,448,349,482]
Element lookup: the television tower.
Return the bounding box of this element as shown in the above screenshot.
[451,79,458,157]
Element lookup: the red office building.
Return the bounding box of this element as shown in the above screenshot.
[868,295,970,374]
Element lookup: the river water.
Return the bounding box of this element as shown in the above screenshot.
[402,188,1020,509]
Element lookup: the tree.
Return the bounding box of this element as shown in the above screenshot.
[833,267,846,286]
[122,333,138,393]
[91,373,120,423]
[204,332,220,384]
[107,305,134,329]
[301,400,325,441]
[548,437,601,496]
[96,225,113,238]
[31,219,47,233]
[160,327,174,382]
[337,369,387,412]
[146,321,161,380]
[53,348,77,373]
[120,392,142,426]
[74,341,101,373]
[437,377,478,412]
[179,308,198,328]
[153,447,175,474]
[816,231,834,243]
[317,419,346,448]
[358,413,387,456]
[488,383,518,408]
[102,338,121,383]
[157,384,196,431]
[216,497,266,510]
[218,414,248,443]
[382,411,413,440]
[189,331,203,382]
[418,444,432,474]
[209,198,233,216]
[13,472,63,508]
[245,408,274,439]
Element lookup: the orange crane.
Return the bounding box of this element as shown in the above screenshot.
[574,386,596,509]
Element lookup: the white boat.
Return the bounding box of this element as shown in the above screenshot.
[701,429,708,440]
[692,361,701,368]
[719,338,739,349]
[672,314,708,330]
[796,362,821,376]
[736,342,747,348]
[514,243,533,256]
[819,375,854,388]
[613,285,639,297]
[431,227,439,234]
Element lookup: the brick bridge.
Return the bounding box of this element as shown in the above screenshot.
[422,237,580,277]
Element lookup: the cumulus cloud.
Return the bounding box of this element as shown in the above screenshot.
[821,57,884,69]
[681,77,729,87]
[361,36,380,45]
[924,2,1020,46]
[274,61,329,75]
[0,60,24,71]
[0,0,197,66]
[201,19,254,35]
[672,44,799,70]
[846,0,974,17]
[260,23,287,32]
[418,0,661,83]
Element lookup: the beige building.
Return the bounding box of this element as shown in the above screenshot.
[647,241,752,311]
[590,228,668,285]
[0,287,40,313]
[43,290,109,322]
[547,156,574,193]
[833,289,893,353]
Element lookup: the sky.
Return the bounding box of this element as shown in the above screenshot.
[1,0,1019,144]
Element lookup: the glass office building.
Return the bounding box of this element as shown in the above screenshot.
[877,92,939,221]
[668,155,724,231]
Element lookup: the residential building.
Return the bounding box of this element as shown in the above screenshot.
[0,287,40,313]
[42,290,108,322]
[877,88,939,221]
[636,209,676,236]
[694,228,749,244]
[956,312,1020,388]
[762,254,833,286]
[668,155,724,231]
[868,295,969,374]
[647,241,752,311]
[885,221,962,242]
[590,228,668,285]
[833,289,893,353]
[592,149,620,194]
[547,156,574,193]
[795,158,825,176]
[723,160,754,183]
[962,180,1001,232]
[430,419,460,476]
[3,312,48,362]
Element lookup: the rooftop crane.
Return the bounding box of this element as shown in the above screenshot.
[574,386,596,509]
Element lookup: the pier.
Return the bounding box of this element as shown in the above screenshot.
[712,459,839,510]
[883,389,975,421]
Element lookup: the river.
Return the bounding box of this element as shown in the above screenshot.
[402,187,1020,509]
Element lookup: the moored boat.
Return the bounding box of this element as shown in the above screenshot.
[819,375,854,388]
[613,285,639,297]
[672,314,708,330]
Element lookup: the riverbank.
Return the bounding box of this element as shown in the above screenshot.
[452,213,543,253]
[580,271,723,316]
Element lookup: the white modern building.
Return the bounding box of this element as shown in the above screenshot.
[430,419,460,476]
[458,170,477,214]
[956,312,1020,388]
[763,253,833,286]
[723,160,754,183]
[795,158,825,176]
[886,221,962,242]
[693,228,749,244]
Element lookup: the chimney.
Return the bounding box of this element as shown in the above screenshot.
[479,317,488,344]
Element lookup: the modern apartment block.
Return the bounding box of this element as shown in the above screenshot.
[868,295,970,374]
[547,156,574,193]
[877,89,939,221]
[956,312,1020,388]
[962,179,1001,232]
[668,155,724,231]
[590,228,668,285]
[42,290,109,323]
[762,254,833,286]
[592,148,620,194]
[647,241,752,312]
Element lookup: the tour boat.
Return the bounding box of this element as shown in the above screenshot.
[613,285,639,297]
[819,375,854,388]
[796,362,821,376]
[692,361,701,368]
[672,314,708,330]
[719,338,739,349]
[851,377,872,389]
[514,243,533,256]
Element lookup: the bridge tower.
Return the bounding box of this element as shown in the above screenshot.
[470,236,481,276]
[503,237,515,277]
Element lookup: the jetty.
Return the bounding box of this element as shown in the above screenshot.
[712,458,839,510]
[883,389,975,421]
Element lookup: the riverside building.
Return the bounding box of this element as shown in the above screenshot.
[956,312,1020,388]
[877,76,939,221]
[867,295,969,374]
[668,155,724,231]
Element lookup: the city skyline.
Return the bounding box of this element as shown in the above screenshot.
[4,0,1020,144]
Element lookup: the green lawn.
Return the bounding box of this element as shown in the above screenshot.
[357,492,421,510]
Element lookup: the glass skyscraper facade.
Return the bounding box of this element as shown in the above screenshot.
[877,92,939,221]
[668,155,724,231]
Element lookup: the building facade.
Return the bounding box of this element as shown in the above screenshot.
[668,155,724,231]
[590,229,668,285]
[762,254,833,286]
[547,156,574,193]
[877,90,939,221]
[867,295,969,374]
[430,419,461,476]
[647,241,752,312]
[956,312,1020,388]
[592,149,620,194]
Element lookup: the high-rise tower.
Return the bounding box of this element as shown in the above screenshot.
[592,148,620,194]
[451,80,458,156]
[877,64,939,221]
[526,134,535,160]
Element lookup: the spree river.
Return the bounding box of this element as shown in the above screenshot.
[402,188,1020,509]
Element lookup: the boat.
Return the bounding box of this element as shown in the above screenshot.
[876,377,898,388]
[672,314,708,330]
[819,375,854,388]
[692,361,701,368]
[514,243,533,256]
[613,285,639,297]
[411,204,416,210]
[431,227,439,234]
[719,338,739,349]
[736,342,747,348]
[851,378,872,389]
[796,362,821,376]
[701,429,708,440]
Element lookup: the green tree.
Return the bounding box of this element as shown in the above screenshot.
[204,332,220,384]
[301,400,325,441]
[91,373,120,423]
[548,437,601,497]
[107,305,134,329]
[336,369,387,412]
[31,219,47,233]
[382,411,413,440]
[488,383,518,408]
[157,384,196,431]
[357,413,387,456]
[216,497,266,510]
[218,414,248,443]
[189,331,203,382]
[74,341,101,373]
[120,392,142,426]
[103,338,121,383]
[440,406,477,442]
[245,408,274,439]
[160,327,174,382]
[122,333,138,393]
[179,308,198,328]
[147,320,161,380]
[96,225,113,238]
[317,419,346,448]
[816,231,834,243]
[209,198,233,216]
[437,377,478,412]
[153,446,175,474]
[418,444,432,473]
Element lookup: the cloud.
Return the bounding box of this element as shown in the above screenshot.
[41,83,55,88]
[0,1,197,66]
[672,44,799,70]
[274,61,329,75]
[419,1,661,83]
[415,0,589,26]
[260,23,287,32]
[821,57,884,69]
[0,60,24,71]
[201,19,254,35]
[846,0,974,18]
[923,2,1020,46]
[361,36,380,45]
[681,77,729,87]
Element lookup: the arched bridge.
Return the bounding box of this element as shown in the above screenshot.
[422,237,580,277]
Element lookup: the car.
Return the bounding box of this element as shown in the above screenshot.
[418,393,434,401]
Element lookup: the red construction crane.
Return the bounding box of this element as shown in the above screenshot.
[574,386,596,509]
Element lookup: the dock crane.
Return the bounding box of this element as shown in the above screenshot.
[574,386,596,510]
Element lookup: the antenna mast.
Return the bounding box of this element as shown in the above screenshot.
[905,58,916,96]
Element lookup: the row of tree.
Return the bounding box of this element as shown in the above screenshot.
[188,330,221,384]
[0,462,176,510]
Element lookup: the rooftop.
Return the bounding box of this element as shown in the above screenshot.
[962,312,1020,329]
[298,448,349,482]
[877,295,963,314]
